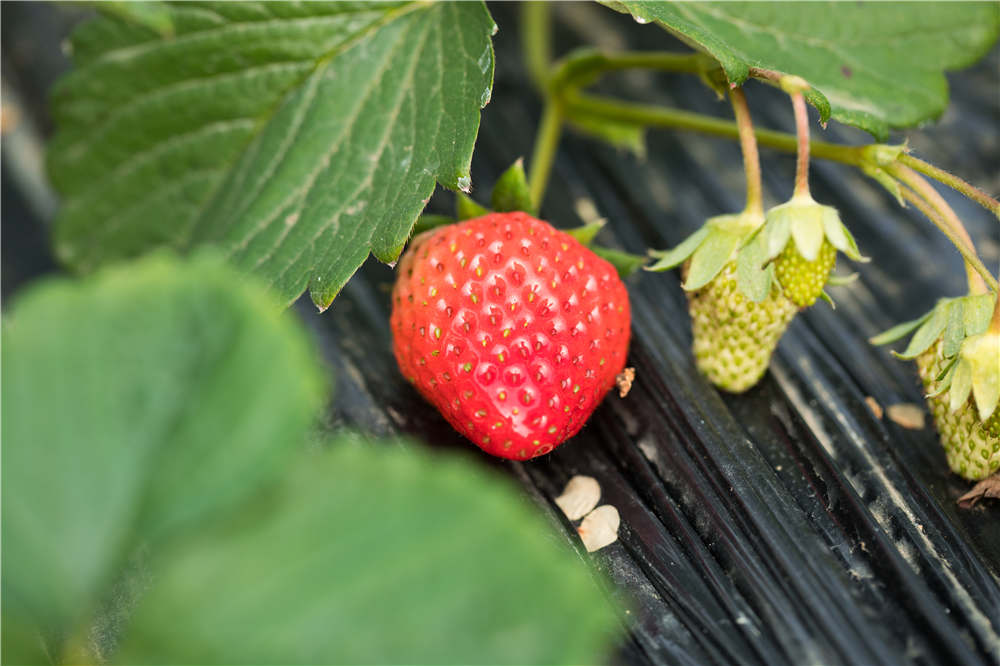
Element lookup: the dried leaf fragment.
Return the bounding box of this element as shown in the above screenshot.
[578,505,620,552]
[958,474,1000,509]
[555,475,601,521]
[616,367,636,398]
[887,403,925,429]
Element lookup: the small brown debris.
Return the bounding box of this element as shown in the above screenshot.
[887,403,925,430]
[555,475,600,521]
[578,505,620,552]
[616,367,636,398]
[958,474,1000,509]
[865,396,883,420]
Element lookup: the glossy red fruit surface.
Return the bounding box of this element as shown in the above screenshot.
[391,212,631,460]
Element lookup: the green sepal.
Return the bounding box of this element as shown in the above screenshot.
[926,357,958,397]
[491,159,534,214]
[765,207,793,259]
[819,290,836,309]
[456,192,490,221]
[823,210,867,262]
[790,207,826,261]
[963,293,995,337]
[827,272,859,286]
[942,300,966,358]
[949,357,974,412]
[647,226,710,272]
[736,229,772,303]
[566,220,606,247]
[592,245,648,278]
[895,300,949,359]
[870,309,933,346]
[684,229,743,291]
[412,214,455,235]
[962,331,1000,420]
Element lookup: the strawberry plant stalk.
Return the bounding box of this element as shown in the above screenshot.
[729,87,763,217]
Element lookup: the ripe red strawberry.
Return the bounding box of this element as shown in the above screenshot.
[391,212,631,460]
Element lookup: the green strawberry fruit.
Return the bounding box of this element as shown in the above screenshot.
[687,261,797,392]
[917,339,1000,481]
[762,194,865,308]
[774,238,837,307]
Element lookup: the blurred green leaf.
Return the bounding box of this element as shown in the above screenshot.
[49,1,496,311]
[119,440,623,665]
[606,2,1000,140]
[92,1,174,36]
[492,159,535,214]
[1,252,325,653]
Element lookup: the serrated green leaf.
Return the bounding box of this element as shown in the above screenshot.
[736,230,772,302]
[491,158,535,214]
[684,229,741,291]
[647,225,710,271]
[456,191,491,221]
[942,301,967,358]
[608,1,1000,139]
[49,1,497,311]
[565,219,606,246]
[118,442,623,665]
[898,301,950,359]
[1,252,325,651]
[870,310,933,346]
[592,244,648,278]
[964,293,996,336]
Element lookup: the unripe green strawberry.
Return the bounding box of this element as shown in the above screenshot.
[763,195,864,308]
[774,238,836,307]
[917,339,1000,481]
[688,262,797,393]
[391,212,631,460]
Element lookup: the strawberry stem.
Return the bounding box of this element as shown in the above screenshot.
[729,87,763,217]
[528,100,565,212]
[898,153,1000,221]
[790,89,811,198]
[895,181,997,293]
[521,2,553,93]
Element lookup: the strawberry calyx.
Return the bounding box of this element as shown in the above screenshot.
[647,209,764,291]
[873,292,999,438]
[759,194,867,307]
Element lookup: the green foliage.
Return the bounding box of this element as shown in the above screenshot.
[491,158,535,214]
[607,1,1000,140]
[119,442,621,665]
[2,252,325,643]
[49,1,496,311]
[1,254,621,664]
